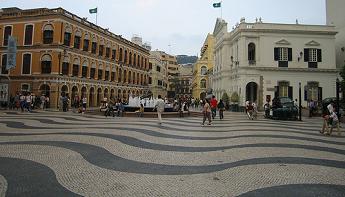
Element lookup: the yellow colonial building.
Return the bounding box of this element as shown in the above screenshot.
[0,7,150,108]
[149,51,168,98]
[192,33,214,99]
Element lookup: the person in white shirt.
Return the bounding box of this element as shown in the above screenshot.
[154,95,165,125]
[327,108,340,136]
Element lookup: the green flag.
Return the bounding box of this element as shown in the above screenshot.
[213,2,221,8]
[89,8,97,14]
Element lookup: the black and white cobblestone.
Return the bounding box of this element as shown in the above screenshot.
[0,111,344,196]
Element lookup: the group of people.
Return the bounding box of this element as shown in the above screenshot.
[201,96,225,125]
[61,94,87,113]
[8,92,50,112]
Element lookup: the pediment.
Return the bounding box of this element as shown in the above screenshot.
[305,40,320,46]
[275,39,291,45]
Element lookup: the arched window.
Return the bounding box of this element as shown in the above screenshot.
[22,53,32,74]
[248,43,256,63]
[129,52,132,65]
[63,26,72,46]
[200,79,206,88]
[105,65,110,81]
[83,33,90,51]
[91,36,97,54]
[123,70,127,83]
[41,54,52,74]
[62,55,70,75]
[111,66,116,81]
[82,60,88,78]
[128,71,132,84]
[124,50,128,64]
[98,64,103,80]
[118,68,122,82]
[133,53,136,66]
[90,62,96,79]
[200,66,207,75]
[43,24,54,44]
[72,58,80,77]
[3,26,12,46]
[24,24,34,45]
[74,30,82,49]
[119,48,123,62]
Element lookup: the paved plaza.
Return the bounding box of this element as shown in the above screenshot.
[0,110,345,196]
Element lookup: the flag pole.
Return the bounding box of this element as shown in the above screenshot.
[220,1,223,19]
[96,7,98,25]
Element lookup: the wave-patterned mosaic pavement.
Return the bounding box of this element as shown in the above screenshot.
[0,111,345,196]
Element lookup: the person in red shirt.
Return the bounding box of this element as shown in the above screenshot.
[210,95,218,119]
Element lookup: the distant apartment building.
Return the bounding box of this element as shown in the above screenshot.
[326,0,345,68]
[0,7,150,108]
[212,18,338,108]
[176,63,193,98]
[192,33,214,99]
[149,51,168,98]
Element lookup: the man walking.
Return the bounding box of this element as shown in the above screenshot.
[155,95,165,125]
[210,95,218,119]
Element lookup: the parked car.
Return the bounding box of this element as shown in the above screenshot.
[270,97,298,120]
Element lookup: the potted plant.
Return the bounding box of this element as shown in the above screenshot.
[230,92,239,112]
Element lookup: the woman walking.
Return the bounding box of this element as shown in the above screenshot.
[202,99,212,125]
[217,99,225,120]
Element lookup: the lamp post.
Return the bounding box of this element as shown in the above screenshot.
[57,49,66,110]
[299,82,302,121]
[336,78,340,116]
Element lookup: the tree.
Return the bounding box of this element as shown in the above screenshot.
[339,64,345,102]
[230,92,239,103]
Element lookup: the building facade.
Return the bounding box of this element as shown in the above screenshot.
[326,0,345,68]
[0,7,150,108]
[212,18,338,108]
[176,63,193,99]
[149,51,168,98]
[192,33,214,99]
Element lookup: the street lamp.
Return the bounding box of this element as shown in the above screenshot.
[336,78,340,116]
[57,49,66,109]
[299,82,302,121]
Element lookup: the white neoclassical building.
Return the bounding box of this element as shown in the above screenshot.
[212,18,338,108]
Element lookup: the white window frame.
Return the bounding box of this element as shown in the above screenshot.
[21,83,31,92]
[309,48,318,62]
[23,23,34,46]
[1,54,9,75]
[279,47,288,61]
[21,52,32,75]
[3,25,13,46]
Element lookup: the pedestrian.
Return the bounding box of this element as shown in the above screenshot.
[25,92,32,112]
[82,96,87,114]
[309,100,315,117]
[135,103,144,117]
[326,108,340,136]
[202,99,212,125]
[40,94,46,110]
[210,95,218,119]
[154,95,165,125]
[217,99,225,120]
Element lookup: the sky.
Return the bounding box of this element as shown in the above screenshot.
[1,0,326,56]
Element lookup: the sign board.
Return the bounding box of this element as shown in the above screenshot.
[6,36,17,70]
[0,84,8,102]
[267,87,275,91]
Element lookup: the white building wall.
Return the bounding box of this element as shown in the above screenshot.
[326,0,345,68]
